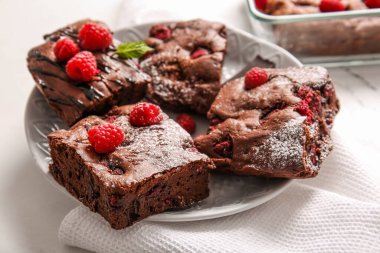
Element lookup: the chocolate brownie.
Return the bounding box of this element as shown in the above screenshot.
[263,0,380,55]
[27,20,151,126]
[194,66,339,178]
[141,19,227,114]
[48,105,213,229]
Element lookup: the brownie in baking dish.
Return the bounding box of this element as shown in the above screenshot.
[141,19,227,114]
[48,105,213,229]
[27,20,151,126]
[263,0,380,55]
[194,66,339,179]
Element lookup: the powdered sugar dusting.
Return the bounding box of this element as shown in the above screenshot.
[108,115,207,185]
[253,117,305,170]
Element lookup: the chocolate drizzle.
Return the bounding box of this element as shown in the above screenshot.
[27,19,151,126]
[29,68,68,82]
[28,50,61,67]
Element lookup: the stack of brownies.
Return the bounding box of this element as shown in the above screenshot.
[27,19,339,229]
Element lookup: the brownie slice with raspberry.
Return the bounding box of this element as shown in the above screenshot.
[194,66,339,179]
[48,104,213,229]
[27,19,151,126]
[141,19,227,114]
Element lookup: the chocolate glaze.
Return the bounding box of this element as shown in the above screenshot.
[49,105,214,229]
[27,20,151,126]
[194,66,340,179]
[264,0,380,55]
[141,19,227,114]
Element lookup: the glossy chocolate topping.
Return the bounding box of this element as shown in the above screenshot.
[195,66,340,178]
[49,105,210,187]
[141,19,227,114]
[27,20,151,126]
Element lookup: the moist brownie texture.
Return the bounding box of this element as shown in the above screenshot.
[48,105,213,229]
[141,19,227,114]
[264,0,380,55]
[27,20,151,126]
[194,66,339,179]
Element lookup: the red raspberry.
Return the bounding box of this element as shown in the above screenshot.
[244,67,268,90]
[295,100,314,124]
[213,140,232,157]
[297,86,313,99]
[191,48,209,59]
[319,0,346,12]
[129,103,163,127]
[255,0,267,11]
[88,124,124,153]
[365,0,380,8]
[149,24,172,40]
[78,23,112,51]
[66,51,99,82]
[176,114,196,134]
[53,38,80,62]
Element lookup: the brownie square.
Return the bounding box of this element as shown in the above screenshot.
[27,20,151,126]
[141,19,227,114]
[48,105,214,229]
[194,66,340,179]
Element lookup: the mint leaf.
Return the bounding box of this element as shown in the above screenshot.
[116,41,153,59]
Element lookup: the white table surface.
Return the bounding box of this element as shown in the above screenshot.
[0,0,379,252]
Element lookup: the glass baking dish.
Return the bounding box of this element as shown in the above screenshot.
[246,0,380,66]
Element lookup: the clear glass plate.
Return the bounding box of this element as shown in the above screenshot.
[25,22,299,222]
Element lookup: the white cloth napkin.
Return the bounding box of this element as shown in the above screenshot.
[59,133,380,253]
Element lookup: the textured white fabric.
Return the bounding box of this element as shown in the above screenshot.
[59,133,380,253]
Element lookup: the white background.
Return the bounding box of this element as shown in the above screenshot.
[0,0,379,252]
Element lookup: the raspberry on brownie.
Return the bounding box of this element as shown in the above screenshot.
[48,104,214,229]
[53,38,80,62]
[194,66,340,179]
[27,20,151,126]
[141,19,227,114]
[65,51,99,82]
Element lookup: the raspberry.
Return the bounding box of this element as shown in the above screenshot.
[88,124,124,153]
[149,24,172,40]
[176,114,196,134]
[66,51,99,82]
[109,195,122,207]
[129,103,163,127]
[244,67,268,90]
[297,86,313,99]
[191,48,209,59]
[255,0,267,11]
[295,100,314,124]
[365,0,380,8]
[78,23,112,51]
[319,0,346,12]
[213,140,232,157]
[53,38,80,62]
